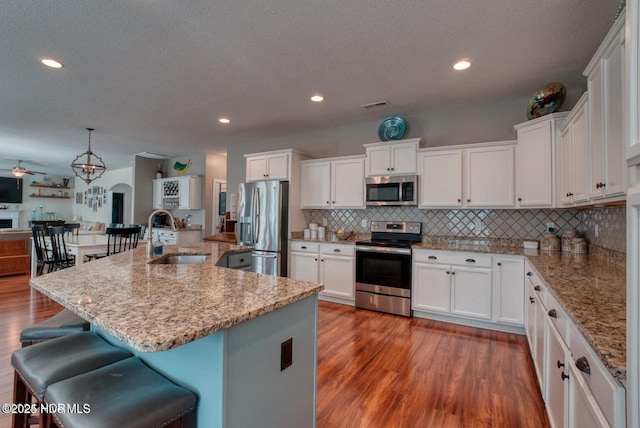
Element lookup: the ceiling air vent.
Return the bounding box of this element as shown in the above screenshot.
[361,100,388,110]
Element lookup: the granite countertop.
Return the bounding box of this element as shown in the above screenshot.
[291,234,626,381]
[29,242,323,353]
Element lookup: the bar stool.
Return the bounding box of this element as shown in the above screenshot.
[45,357,197,428]
[11,332,132,428]
[19,309,90,347]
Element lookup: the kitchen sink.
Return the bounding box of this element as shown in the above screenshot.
[148,253,210,265]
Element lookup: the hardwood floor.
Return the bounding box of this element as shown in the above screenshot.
[0,274,548,428]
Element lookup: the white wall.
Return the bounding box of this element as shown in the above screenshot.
[205,153,227,236]
[72,167,133,223]
[12,175,75,228]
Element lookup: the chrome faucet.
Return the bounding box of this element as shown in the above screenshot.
[147,209,178,257]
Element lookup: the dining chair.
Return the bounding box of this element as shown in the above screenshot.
[87,226,141,260]
[31,225,55,275]
[129,224,147,240]
[63,222,80,241]
[48,226,76,271]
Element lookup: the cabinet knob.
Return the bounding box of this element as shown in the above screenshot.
[314,258,318,261]
[548,308,557,318]
[575,356,591,375]
[387,167,390,171]
[332,201,335,204]
[451,271,455,275]
[326,201,330,204]
[320,258,324,262]
[561,372,570,381]
[457,199,462,203]
[446,271,450,275]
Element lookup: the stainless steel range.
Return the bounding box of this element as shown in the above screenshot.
[355,221,422,317]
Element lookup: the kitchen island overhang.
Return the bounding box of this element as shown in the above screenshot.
[29,242,324,428]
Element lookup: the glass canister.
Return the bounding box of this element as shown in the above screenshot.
[561,229,577,252]
[570,238,588,254]
[540,232,561,251]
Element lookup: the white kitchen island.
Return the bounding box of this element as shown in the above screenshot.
[30,242,323,428]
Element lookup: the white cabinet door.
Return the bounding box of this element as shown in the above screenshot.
[418,150,463,207]
[493,256,524,326]
[300,161,331,208]
[332,157,365,208]
[390,143,418,174]
[320,254,355,300]
[559,94,589,205]
[560,125,575,205]
[246,155,269,181]
[534,289,547,398]
[289,252,319,283]
[514,113,569,208]
[546,319,569,428]
[365,145,392,176]
[177,176,202,210]
[568,362,611,428]
[451,266,493,320]
[412,263,451,313]
[465,145,515,207]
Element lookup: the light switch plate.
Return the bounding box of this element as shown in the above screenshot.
[361,219,367,227]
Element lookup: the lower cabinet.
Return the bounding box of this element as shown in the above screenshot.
[289,241,355,304]
[524,263,626,428]
[151,229,201,246]
[493,255,524,326]
[412,250,494,323]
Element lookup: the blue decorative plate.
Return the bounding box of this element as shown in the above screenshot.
[526,82,566,120]
[378,117,407,141]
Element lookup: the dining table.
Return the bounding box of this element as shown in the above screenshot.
[30,234,145,278]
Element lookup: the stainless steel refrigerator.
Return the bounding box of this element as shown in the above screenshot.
[237,180,289,276]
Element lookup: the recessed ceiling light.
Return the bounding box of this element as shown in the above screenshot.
[218,118,231,124]
[40,57,64,69]
[310,95,324,102]
[453,59,472,71]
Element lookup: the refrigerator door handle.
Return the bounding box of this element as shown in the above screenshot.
[254,188,261,245]
[252,253,277,259]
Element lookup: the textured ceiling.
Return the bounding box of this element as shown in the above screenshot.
[0,0,623,176]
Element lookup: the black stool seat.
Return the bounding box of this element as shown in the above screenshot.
[46,357,197,428]
[19,309,90,346]
[11,332,132,402]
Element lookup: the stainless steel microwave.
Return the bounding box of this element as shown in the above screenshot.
[365,175,418,206]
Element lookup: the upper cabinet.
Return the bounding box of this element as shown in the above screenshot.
[363,138,424,176]
[514,112,569,208]
[300,155,365,209]
[584,15,626,201]
[418,141,515,208]
[245,150,290,181]
[559,94,589,206]
[153,175,202,210]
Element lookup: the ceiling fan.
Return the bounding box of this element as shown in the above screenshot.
[0,160,46,177]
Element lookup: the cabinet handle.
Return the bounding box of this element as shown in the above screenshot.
[529,297,535,304]
[526,271,532,276]
[557,360,565,369]
[575,356,591,375]
[534,285,541,291]
[333,249,341,253]
[465,258,476,263]
[301,246,307,249]
[548,309,557,318]
[239,258,245,263]
[561,372,570,381]
[428,255,438,260]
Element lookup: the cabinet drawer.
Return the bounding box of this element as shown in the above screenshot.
[320,243,354,257]
[290,241,319,253]
[545,292,569,342]
[413,250,492,267]
[569,324,623,427]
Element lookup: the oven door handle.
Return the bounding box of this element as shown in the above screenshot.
[356,246,411,255]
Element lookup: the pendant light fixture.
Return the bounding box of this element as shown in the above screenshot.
[71,128,107,185]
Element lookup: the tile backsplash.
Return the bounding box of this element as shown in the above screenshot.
[305,206,626,253]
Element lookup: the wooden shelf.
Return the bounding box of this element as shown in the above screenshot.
[29,195,71,199]
[30,184,70,189]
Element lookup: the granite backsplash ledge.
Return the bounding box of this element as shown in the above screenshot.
[304,206,626,254]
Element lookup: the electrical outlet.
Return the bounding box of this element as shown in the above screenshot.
[595,224,599,237]
[361,219,367,227]
[281,338,293,371]
[546,222,555,232]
